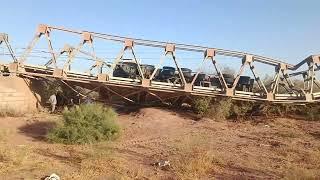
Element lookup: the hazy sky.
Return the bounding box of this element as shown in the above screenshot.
[1,0,320,71]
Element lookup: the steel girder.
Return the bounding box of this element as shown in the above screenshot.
[1,24,320,104]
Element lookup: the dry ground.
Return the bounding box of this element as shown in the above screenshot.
[0,107,320,179]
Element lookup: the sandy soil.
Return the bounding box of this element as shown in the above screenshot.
[0,107,320,179]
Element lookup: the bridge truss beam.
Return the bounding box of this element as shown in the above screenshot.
[0,24,319,104]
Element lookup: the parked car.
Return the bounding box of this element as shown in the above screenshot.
[156,66,176,83]
[236,76,254,92]
[140,64,155,79]
[181,68,193,83]
[113,62,138,78]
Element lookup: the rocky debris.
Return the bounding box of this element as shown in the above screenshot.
[152,160,171,170]
[42,173,60,180]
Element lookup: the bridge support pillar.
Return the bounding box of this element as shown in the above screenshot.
[97,74,109,82]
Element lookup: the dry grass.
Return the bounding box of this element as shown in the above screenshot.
[83,144,148,179]
[283,150,320,180]
[275,129,301,139]
[0,145,29,173]
[76,155,147,179]
[0,106,24,117]
[1,109,320,179]
[284,165,319,180]
[170,135,224,179]
[0,129,12,142]
[0,129,148,179]
[172,150,215,179]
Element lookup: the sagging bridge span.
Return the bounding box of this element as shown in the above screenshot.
[0,24,319,105]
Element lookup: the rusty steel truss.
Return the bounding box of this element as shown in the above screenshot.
[0,24,319,104]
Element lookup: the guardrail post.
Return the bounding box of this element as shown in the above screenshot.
[305,93,313,102]
[97,74,109,82]
[53,68,67,78]
[8,62,19,73]
[266,92,274,101]
[184,84,193,92]
[225,88,234,96]
[141,79,151,88]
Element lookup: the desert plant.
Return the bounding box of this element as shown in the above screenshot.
[192,97,233,120]
[172,147,215,179]
[207,97,233,120]
[304,104,320,121]
[194,95,320,121]
[230,101,255,120]
[48,103,120,144]
[192,97,212,116]
[258,103,300,117]
[170,135,221,179]
[0,145,28,172]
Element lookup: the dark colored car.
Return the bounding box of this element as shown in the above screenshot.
[113,62,138,78]
[181,68,193,83]
[236,76,254,92]
[194,73,208,86]
[222,73,235,88]
[140,64,155,78]
[158,66,176,82]
[210,76,221,87]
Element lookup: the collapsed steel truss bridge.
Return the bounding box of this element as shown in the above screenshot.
[0,24,319,104]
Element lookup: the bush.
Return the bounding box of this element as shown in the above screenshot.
[193,97,233,120]
[170,135,222,179]
[259,103,303,118]
[304,104,320,121]
[192,97,212,116]
[192,96,320,121]
[230,101,255,120]
[48,103,120,144]
[208,97,233,120]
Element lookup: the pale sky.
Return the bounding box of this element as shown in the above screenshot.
[1,0,319,75]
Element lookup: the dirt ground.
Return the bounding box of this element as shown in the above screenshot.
[0,107,320,179]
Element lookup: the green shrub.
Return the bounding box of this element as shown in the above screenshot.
[192,97,212,116]
[259,103,302,117]
[304,104,320,121]
[260,103,277,117]
[48,103,120,144]
[208,97,233,120]
[192,96,320,121]
[230,101,255,120]
[193,97,233,120]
